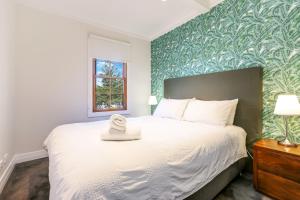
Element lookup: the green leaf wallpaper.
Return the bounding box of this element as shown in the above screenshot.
[151,0,300,142]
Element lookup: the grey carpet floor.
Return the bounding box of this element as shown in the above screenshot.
[0,158,272,200]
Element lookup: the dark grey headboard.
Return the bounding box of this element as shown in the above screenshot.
[164,67,263,153]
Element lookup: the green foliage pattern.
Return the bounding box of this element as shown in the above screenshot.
[151,0,300,142]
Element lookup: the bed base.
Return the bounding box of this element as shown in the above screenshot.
[185,158,246,200]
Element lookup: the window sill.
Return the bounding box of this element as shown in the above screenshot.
[88,109,130,118]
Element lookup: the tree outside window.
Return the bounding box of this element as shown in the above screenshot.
[93,59,127,112]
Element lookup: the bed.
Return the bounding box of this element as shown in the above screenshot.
[44,67,263,200]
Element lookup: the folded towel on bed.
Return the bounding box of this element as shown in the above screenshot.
[101,125,141,141]
[110,114,127,131]
[109,114,127,134]
[108,128,125,135]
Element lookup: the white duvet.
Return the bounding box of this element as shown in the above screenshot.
[44,116,247,200]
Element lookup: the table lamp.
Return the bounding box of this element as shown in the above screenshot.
[148,96,158,106]
[274,95,300,147]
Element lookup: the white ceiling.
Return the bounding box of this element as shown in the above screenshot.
[16,0,223,41]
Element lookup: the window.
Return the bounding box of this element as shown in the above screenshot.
[88,34,131,117]
[93,59,127,112]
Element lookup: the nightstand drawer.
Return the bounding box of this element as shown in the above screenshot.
[256,149,300,183]
[257,169,300,200]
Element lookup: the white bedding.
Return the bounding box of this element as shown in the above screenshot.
[44,116,247,200]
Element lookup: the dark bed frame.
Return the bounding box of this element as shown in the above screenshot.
[164,67,263,200]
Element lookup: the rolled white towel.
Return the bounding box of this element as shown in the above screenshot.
[101,125,141,141]
[108,127,125,135]
[110,114,127,132]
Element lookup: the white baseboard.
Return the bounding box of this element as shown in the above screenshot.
[0,158,14,193]
[0,150,48,194]
[14,150,48,164]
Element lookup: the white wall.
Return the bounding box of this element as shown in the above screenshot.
[15,5,151,153]
[0,0,15,176]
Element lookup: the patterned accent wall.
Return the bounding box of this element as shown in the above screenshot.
[151,0,300,142]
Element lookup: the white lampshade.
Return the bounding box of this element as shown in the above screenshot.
[148,96,158,105]
[274,95,300,116]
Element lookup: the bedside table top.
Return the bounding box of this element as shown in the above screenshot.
[254,139,300,157]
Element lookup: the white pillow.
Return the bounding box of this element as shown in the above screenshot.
[227,99,238,125]
[153,98,189,120]
[182,99,238,126]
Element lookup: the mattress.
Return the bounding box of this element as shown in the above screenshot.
[44,116,247,200]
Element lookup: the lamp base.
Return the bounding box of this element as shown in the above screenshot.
[278,138,297,147]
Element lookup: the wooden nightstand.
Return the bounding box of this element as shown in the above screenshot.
[253,139,300,200]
